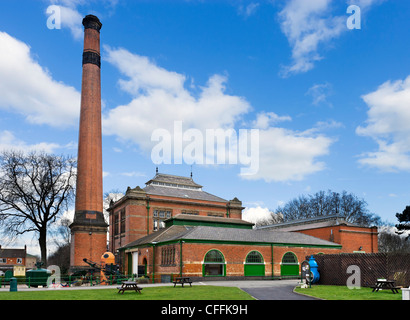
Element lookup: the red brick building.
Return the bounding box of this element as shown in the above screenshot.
[257,215,379,253]
[110,172,376,281]
[109,172,379,281]
[108,172,244,262]
[119,214,342,281]
[0,246,27,272]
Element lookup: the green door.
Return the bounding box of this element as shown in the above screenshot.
[281,252,299,277]
[244,251,265,277]
[244,264,265,276]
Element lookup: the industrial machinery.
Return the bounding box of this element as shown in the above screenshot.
[308,255,320,284]
[82,252,125,285]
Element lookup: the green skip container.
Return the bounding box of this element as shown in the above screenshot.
[26,266,51,288]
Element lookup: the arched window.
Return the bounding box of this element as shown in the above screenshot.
[282,252,298,264]
[246,251,263,264]
[244,251,265,276]
[203,250,225,277]
[204,250,225,263]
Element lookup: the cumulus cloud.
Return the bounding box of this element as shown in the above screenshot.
[0,32,80,127]
[0,131,61,154]
[102,47,335,183]
[356,76,410,171]
[242,206,272,224]
[243,126,333,182]
[102,46,251,151]
[46,0,120,39]
[278,0,384,76]
[278,0,345,76]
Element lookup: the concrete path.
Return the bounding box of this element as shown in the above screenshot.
[199,279,319,300]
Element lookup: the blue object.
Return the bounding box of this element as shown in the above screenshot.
[308,256,320,284]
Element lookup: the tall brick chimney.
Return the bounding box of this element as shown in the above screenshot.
[70,15,108,270]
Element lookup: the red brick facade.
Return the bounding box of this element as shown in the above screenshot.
[123,241,341,281]
[295,225,378,253]
[70,15,108,270]
[108,174,244,258]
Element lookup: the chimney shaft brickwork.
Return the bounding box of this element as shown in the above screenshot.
[70,15,108,270]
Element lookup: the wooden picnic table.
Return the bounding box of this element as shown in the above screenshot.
[173,277,192,287]
[371,279,400,294]
[117,281,143,294]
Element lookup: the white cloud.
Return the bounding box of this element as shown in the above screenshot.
[238,2,260,18]
[0,32,80,128]
[0,131,61,154]
[242,206,272,224]
[58,5,83,40]
[120,171,147,178]
[278,0,345,76]
[278,0,384,76]
[46,0,120,40]
[356,76,410,171]
[243,126,333,182]
[252,112,291,130]
[102,47,334,183]
[102,46,251,152]
[306,82,333,106]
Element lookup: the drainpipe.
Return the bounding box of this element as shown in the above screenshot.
[179,240,184,277]
[146,196,150,235]
[271,244,274,280]
[152,241,157,283]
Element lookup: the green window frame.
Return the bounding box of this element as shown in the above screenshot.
[203,250,226,277]
[282,252,298,264]
[246,251,264,264]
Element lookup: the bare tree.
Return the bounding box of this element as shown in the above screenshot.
[266,190,381,227]
[0,150,76,265]
[396,206,410,241]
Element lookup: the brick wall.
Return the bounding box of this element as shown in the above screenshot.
[124,242,341,280]
[296,225,378,253]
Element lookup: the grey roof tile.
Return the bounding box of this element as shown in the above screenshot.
[122,225,340,249]
[143,185,227,203]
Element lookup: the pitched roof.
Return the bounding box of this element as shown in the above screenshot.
[122,225,341,249]
[0,248,26,258]
[256,215,360,232]
[143,184,227,203]
[146,173,203,189]
[165,214,253,228]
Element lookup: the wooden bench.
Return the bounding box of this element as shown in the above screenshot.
[117,281,143,294]
[371,280,400,294]
[173,277,192,287]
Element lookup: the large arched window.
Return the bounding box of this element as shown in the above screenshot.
[203,250,225,277]
[282,252,298,264]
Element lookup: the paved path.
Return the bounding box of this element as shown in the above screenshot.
[199,280,319,300]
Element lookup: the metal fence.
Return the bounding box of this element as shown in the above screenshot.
[309,253,410,287]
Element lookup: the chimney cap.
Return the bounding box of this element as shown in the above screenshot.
[83,15,102,31]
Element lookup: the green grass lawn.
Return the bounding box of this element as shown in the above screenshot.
[0,285,255,300]
[294,285,403,300]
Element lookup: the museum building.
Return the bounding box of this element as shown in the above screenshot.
[107,172,378,281]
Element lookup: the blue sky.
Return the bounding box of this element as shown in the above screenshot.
[1,0,410,246]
